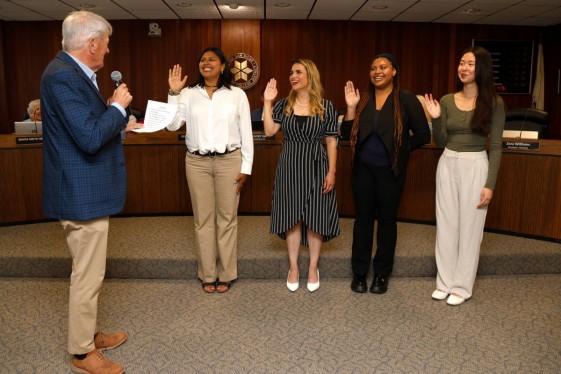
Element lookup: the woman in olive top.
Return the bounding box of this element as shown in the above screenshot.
[424,46,505,306]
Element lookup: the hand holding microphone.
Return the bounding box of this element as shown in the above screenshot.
[110,70,133,110]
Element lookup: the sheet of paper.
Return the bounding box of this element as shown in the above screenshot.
[132,100,178,133]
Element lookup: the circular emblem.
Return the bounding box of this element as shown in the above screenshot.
[227,53,260,90]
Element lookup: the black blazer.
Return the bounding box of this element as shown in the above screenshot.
[353,89,430,177]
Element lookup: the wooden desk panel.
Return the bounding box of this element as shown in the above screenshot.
[1,133,560,241]
[0,146,43,222]
[487,151,561,239]
[123,144,191,214]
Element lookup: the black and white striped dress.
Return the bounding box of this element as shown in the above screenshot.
[270,98,340,246]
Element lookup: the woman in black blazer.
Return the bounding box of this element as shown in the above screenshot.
[343,53,430,294]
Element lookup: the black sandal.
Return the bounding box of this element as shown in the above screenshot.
[201,281,217,293]
[216,280,235,293]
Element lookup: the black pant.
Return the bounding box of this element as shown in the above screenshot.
[351,162,406,277]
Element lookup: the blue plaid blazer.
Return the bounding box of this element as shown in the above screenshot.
[41,51,128,221]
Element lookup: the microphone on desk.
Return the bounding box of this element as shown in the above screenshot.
[518,107,530,139]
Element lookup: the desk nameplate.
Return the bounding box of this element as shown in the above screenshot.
[16,136,43,144]
[502,140,540,151]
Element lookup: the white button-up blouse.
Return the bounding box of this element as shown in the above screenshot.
[168,85,254,175]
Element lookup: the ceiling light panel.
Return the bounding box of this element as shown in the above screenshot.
[515,16,560,26]
[63,0,135,19]
[267,0,314,19]
[473,15,528,25]
[1,0,560,25]
[352,0,416,21]
[405,1,466,13]
[493,4,558,17]
[452,2,512,16]
[434,13,486,23]
[515,0,561,5]
[164,0,221,19]
[217,0,263,19]
[309,0,365,20]
[0,0,64,20]
[114,0,178,18]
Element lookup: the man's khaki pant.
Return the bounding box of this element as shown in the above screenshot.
[61,217,109,354]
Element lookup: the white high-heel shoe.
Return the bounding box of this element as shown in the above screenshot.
[286,270,299,292]
[307,269,320,292]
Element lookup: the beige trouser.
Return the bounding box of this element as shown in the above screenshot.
[61,217,109,354]
[435,148,488,299]
[185,150,241,283]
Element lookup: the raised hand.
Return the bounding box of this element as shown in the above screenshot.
[344,81,360,108]
[264,78,278,103]
[423,93,441,119]
[168,64,188,92]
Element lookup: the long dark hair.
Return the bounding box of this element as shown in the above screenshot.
[456,46,498,134]
[367,53,403,169]
[189,47,232,90]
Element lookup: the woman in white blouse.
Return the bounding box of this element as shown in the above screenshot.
[167,47,254,294]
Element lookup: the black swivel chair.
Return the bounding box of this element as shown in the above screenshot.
[338,108,352,141]
[503,108,548,139]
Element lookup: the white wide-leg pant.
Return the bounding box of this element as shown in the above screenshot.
[435,148,489,299]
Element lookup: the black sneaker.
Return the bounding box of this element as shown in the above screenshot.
[370,273,388,294]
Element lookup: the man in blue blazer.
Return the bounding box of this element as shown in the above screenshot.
[41,10,132,374]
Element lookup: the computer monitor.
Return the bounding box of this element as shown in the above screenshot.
[14,121,42,134]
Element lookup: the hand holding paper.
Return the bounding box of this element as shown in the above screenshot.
[132,100,178,133]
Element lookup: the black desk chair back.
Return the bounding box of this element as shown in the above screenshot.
[504,108,548,138]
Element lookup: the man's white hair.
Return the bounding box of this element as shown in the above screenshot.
[27,99,40,117]
[61,10,112,51]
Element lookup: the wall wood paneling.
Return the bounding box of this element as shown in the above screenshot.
[1,19,558,136]
[221,20,261,107]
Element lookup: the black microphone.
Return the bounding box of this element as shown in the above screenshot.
[110,70,132,118]
[111,70,122,87]
[518,108,529,139]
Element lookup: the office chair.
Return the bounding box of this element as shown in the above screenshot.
[503,108,548,139]
[338,108,352,141]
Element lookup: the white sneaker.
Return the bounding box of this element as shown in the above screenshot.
[432,289,448,300]
[447,294,466,306]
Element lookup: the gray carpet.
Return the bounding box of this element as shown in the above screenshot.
[2,216,561,279]
[1,276,560,373]
[1,216,560,373]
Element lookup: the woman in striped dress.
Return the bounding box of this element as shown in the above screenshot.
[263,59,340,293]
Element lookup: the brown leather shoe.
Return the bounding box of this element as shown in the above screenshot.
[94,331,128,351]
[71,349,124,374]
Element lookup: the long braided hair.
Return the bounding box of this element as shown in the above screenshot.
[350,53,403,169]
